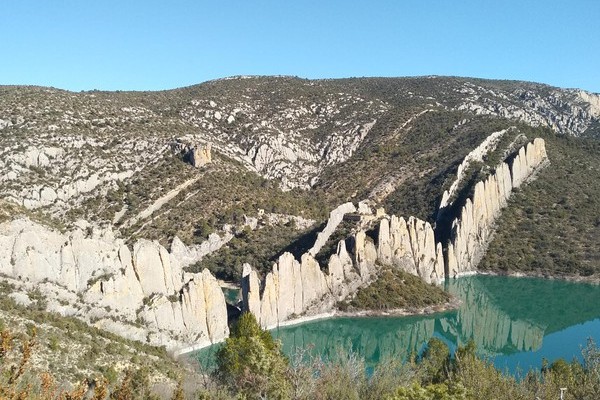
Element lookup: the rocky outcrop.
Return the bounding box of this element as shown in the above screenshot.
[577,90,600,118]
[243,252,333,329]
[8,146,64,169]
[0,217,228,353]
[243,203,444,328]
[438,129,509,214]
[456,83,600,137]
[377,216,444,284]
[138,269,228,348]
[308,202,356,256]
[171,140,212,168]
[242,231,376,328]
[446,138,548,276]
[170,233,234,268]
[190,144,212,167]
[12,170,135,210]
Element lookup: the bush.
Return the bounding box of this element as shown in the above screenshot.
[348,268,451,310]
[215,312,291,399]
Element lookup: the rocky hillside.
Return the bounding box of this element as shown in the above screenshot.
[2,76,600,372]
[2,77,599,233]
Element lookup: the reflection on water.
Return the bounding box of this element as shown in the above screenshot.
[440,277,545,356]
[197,276,600,373]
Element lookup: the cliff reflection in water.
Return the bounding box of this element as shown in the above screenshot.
[272,276,600,365]
[439,277,544,356]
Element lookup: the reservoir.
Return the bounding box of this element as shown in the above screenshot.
[196,275,600,374]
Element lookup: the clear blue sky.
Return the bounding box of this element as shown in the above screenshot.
[1,1,599,92]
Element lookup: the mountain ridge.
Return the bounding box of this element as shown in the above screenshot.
[1,75,600,367]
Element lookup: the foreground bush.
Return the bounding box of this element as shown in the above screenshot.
[3,318,600,399]
[215,312,291,399]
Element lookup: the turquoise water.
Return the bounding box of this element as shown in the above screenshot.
[196,276,600,374]
[222,287,240,305]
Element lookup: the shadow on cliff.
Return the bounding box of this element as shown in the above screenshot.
[271,223,324,264]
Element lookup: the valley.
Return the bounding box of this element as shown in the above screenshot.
[1,76,600,397]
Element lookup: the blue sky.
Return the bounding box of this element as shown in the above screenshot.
[1,1,599,92]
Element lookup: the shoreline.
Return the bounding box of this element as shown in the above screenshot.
[333,296,462,319]
[176,270,598,357]
[457,269,600,285]
[174,298,461,357]
[173,338,226,358]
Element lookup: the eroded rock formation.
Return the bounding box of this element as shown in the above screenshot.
[242,208,443,328]
[446,138,548,276]
[377,216,444,284]
[190,143,212,167]
[243,138,549,329]
[0,217,228,352]
[438,128,509,214]
[308,202,356,256]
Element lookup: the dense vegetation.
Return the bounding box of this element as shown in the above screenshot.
[105,154,327,248]
[345,268,451,311]
[190,223,317,281]
[7,311,597,399]
[479,134,600,278]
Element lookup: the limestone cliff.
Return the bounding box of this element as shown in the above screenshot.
[190,143,212,167]
[242,138,549,328]
[438,128,509,215]
[307,202,356,256]
[446,138,549,276]
[376,216,444,284]
[0,217,228,353]
[242,205,443,328]
[242,252,334,329]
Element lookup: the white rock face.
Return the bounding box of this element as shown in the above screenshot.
[190,144,212,167]
[447,138,548,276]
[377,216,444,284]
[0,217,228,353]
[438,129,509,213]
[170,233,234,268]
[8,146,64,169]
[576,90,600,118]
[456,83,600,137]
[242,203,443,328]
[244,251,334,329]
[241,263,261,317]
[308,202,356,256]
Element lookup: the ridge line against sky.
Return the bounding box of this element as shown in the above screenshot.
[1,1,599,93]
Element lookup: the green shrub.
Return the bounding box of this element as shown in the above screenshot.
[215,312,291,399]
[349,268,451,310]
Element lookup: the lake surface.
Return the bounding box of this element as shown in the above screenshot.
[197,275,600,374]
